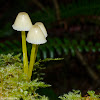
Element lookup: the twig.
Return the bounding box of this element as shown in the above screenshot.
[32,0,47,12]
[52,0,61,23]
[75,50,99,81]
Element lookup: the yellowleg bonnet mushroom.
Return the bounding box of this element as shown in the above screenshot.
[35,22,48,38]
[12,12,32,31]
[34,22,48,60]
[12,12,32,76]
[26,25,47,80]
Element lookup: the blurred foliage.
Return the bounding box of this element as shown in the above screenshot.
[0,0,100,37]
[0,38,100,59]
[60,0,100,18]
[0,22,13,38]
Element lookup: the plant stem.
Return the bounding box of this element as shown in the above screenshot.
[28,44,37,80]
[52,0,61,23]
[21,31,28,76]
[32,0,46,12]
[75,50,99,81]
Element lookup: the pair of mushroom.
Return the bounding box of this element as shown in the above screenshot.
[12,12,47,80]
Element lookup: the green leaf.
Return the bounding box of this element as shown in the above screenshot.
[85,46,89,52]
[70,46,75,56]
[62,45,69,55]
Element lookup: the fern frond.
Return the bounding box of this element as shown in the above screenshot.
[0,38,100,59]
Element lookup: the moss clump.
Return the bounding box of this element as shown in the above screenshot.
[0,53,50,100]
[59,90,100,100]
[59,90,82,100]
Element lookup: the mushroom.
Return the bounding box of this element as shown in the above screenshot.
[34,22,48,59]
[26,25,47,80]
[35,22,47,38]
[12,12,32,76]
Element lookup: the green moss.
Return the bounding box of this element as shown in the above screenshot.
[59,90,100,100]
[0,53,50,100]
[87,90,100,99]
[59,90,82,100]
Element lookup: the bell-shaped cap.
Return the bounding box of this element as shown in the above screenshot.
[12,12,32,31]
[35,22,47,37]
[26,25,47,44]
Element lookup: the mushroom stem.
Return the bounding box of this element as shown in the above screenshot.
[21,31,28,75]
[28,44,37,80]
[35,45,39,60]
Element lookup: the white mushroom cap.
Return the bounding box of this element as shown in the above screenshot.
[26,25,47,44]
[12,12,32,31]
[35,22,47,37]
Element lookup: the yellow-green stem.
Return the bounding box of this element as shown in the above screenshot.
[35,45,39,60]
[28,44,37,80]
[21,31,28,75]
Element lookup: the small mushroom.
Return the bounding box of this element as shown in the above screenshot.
[26,25,47,80]
[12,12,32,76]
[34,22,48,60]
[12,12,32,31]
[35,22,48,38]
